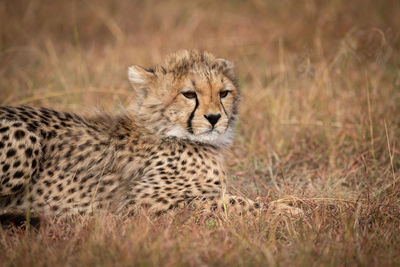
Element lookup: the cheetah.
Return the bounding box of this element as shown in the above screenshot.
[0,50,272,219]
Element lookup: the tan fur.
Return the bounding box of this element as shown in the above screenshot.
[0,50,266,218]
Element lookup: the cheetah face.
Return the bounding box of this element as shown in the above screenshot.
[128,50,240,147]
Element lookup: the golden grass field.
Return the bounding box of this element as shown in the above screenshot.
[1,0,399,265]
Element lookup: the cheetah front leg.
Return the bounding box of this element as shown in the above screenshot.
[117,173,301,217]
[191,193,303,219]
[0,120,41,196]
[196,192,265,216]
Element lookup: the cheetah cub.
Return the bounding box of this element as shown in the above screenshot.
[0,50,269,218]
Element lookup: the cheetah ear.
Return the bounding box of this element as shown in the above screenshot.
[128,65,156,99]
[213,59,236,84]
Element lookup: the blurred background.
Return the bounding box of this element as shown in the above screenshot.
[1,1,400,264]
[0,0,399,195]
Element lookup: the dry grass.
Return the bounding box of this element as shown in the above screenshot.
[1,0,399,266]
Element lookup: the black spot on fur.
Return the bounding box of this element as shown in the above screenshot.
[25,148,33,158]
[36,188,44,195]
[13,161,21,168]
[14,130,26,140]
[2,164,10,172]
[0,127,9,133]
[6,149,16,158]
[29,136,37,143]
[13,171,24,179]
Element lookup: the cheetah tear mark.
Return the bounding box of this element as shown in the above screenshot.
[186,97,199,134]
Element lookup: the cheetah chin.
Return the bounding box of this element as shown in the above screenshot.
[163,126,233,147]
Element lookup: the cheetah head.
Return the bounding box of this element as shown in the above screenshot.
[128,50,240,147]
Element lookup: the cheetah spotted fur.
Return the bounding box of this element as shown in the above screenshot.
[0,50,270,218]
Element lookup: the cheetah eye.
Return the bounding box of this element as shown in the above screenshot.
[219,90,230,98]
[182,91,197,99]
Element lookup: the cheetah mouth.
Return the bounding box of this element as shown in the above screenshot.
[190,126,233,147]
[196,127,224,136]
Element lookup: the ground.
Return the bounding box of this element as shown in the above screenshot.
[0,0,399,266]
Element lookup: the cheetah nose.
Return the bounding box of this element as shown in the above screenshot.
[204,113,221,127]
